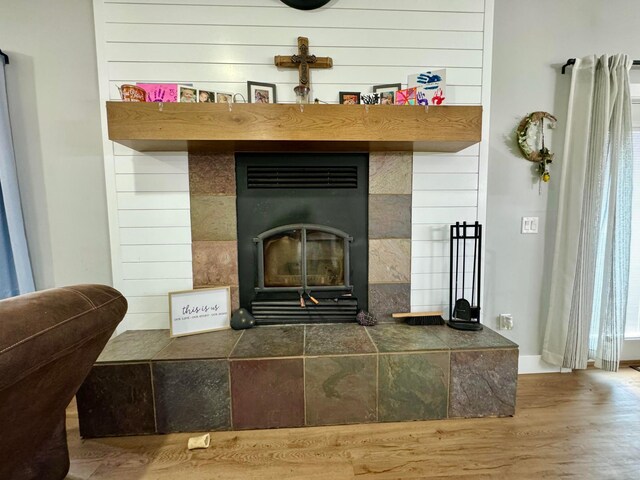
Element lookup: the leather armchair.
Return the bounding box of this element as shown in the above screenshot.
[0,285,127,480]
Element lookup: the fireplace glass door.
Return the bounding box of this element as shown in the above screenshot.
[263,229,302,287]
[306,230,344,287]
[256,224,351,292]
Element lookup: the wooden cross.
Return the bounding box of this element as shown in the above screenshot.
[274,37,333,89]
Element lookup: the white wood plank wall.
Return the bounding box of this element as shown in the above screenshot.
[93,0,492,330]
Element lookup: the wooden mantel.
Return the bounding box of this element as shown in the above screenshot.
[106,102,482,153]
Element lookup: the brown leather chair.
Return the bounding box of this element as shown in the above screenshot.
[0,284,127,480]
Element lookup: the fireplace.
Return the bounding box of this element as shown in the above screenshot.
[188,150,413,324]
[236,152,368,324]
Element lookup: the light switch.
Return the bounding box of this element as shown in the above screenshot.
[521,216,539,234]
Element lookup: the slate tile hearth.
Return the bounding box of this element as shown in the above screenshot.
[77,324,518,437]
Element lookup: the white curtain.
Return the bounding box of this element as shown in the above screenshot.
[542,54,633,372]
[0,56,34,299]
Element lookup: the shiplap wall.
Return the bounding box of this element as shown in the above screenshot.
[93,0,492,330]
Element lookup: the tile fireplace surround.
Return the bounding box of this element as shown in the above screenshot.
[189,150,413,321]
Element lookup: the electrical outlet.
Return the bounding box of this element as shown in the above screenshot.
[499,314,513,330]
[521,217,539,234]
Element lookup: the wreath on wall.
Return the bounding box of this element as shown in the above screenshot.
[516,111,557,183]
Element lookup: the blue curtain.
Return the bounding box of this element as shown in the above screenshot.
[0,56,34,299]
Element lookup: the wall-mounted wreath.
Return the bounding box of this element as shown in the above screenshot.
[516,111,557,183]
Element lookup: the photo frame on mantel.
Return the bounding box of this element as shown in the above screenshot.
[247,81,277,104]
[373,83,402,105]
[339,91,361,104]
[169,287,231,337]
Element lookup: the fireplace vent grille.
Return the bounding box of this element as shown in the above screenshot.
[247,165,358,189]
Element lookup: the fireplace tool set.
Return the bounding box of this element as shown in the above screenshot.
[448,221,483,331]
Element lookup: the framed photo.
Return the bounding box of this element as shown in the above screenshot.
[339,92,360,104]
[360,93,379,105]
[197,89,216,103]
[179,86,197,103]
[168,287,231,337]
[247,81,277,104]
[216,92,234,104]
[373,83,401,105]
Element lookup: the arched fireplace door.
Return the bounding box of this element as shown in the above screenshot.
[254,224,352,293]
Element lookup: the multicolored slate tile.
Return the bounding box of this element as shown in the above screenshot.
[449,349,518,418]
[190,195,237,241]
[97,330,172,363]
[188,152,236,196]
[230,325,304,358]
[153,329,242,360]
[76,363,155,437]
[368,194,412,239]
[366,323,448,352]
[368,239,411,283]
[378,352,449,422]
[305,355,377,426]
[368,283,411,323]
[153,360,230,433]
[230,358,304,429]
[432,325,518,350]
[305,324,376,356]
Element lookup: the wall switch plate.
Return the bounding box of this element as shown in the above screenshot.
[499,314,513,330]
[521,216,539,234]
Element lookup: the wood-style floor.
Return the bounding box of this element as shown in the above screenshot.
[66,367,640,479]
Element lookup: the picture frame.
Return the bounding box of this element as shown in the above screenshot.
[197,89,216,103]
[179,85,197,103]
[168,286,231,338]
[360,93,380,105]
[247,81,277,104]
[216,92,234,104]
[339,92,360,104]
[373,83,401,105]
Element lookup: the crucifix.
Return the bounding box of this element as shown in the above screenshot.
[274,37,333,93]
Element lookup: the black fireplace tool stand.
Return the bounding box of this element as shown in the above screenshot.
[448,221,483,331]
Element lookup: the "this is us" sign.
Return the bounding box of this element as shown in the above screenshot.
[169,287,231,337]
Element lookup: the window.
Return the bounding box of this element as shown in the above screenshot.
[625,101,640,338]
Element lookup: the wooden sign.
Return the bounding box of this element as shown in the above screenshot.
[169,287,231,337]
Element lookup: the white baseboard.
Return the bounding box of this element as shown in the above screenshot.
[518,355,571,374]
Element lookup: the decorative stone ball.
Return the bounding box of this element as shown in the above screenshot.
[356,309,377,326]
[230,308,256,330]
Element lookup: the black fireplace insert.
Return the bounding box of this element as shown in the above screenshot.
[236,152,368,324]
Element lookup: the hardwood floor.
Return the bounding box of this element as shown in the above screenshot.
[66,368,640,479]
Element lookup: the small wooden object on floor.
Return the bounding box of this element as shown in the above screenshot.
[392,311,445,325]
